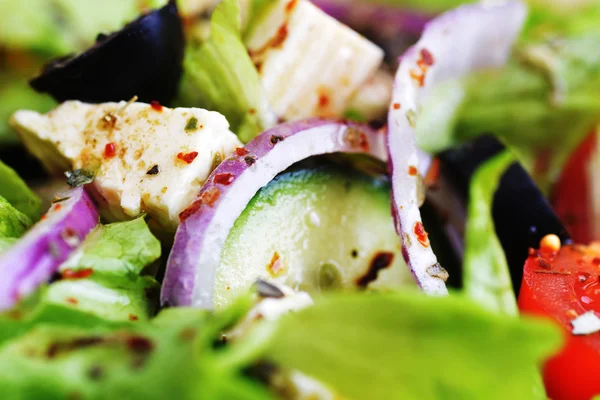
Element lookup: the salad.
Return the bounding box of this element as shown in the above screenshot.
[0,0,599,398]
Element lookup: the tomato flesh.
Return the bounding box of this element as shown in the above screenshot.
[552,132,597,243]
[519,243,600,400]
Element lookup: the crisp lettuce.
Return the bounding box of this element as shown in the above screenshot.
[177,0,275,142]
[44,218,162,321]
[463,151,517,315]
[0,77,55,145]
[0,195,31,239]
[0,297,272,399]
[0,290,561,399]
[416,31,600,191]
[0,159,42,221]
[240,291,562,400]
[0,0,153,55]
[59,217,161,280]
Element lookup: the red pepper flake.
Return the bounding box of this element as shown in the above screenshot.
[129,314,139,321]
[249,108,256,115]
[274,25,288,48]
[420,48,435,66]
[424,157,441,187]
[62,268,94,280]
[177,151,199,164]
[318,92,329,108]
[408,166,418,176]
[248,25,289,62]
[343,127,370,152]
[53,203,62,212]
[40,214,47,220]
[267,252,283,276]
[393,103,401,110]
[413,221,430,247]
[150,101,163,112]
[104,142,117,159]
[285,0,298,13]
[179,200,202,222]
[214,173,234,185]
[200,187,220,207]
[66,297,79,305]
[409,69,425,87]
[235,147,249,156]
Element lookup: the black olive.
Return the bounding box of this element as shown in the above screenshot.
[30,1,184,105]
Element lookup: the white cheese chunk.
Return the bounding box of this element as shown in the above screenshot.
[571,311,600,335]
[246,0,384,120]
[10,101,242,232]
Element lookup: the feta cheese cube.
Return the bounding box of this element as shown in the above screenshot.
[11,101,242,232]
[246,0,384,120]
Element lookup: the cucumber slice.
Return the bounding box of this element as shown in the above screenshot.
[215,163,412,309]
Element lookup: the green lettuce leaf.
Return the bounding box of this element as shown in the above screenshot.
[0,159,42,220]
[45,218,162,321]
[0,195,31,239]
[44,277,159,322]
[463,151,517,316]
[0,0,152,55]
[0,77,56,145]
[244,291,561,400]
[0,302,272,400]
[0,291,129,346]
[177,0,275,142]
[59,217,161,280]
[416,31,600,191]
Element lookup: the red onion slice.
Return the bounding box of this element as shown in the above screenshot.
[314,0,431,37]
[0,186,99,309]
[161,119,386,308]
[387,1,527,295]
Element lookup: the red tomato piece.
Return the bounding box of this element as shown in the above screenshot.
[552,132,597,243]
[519,241,600,400]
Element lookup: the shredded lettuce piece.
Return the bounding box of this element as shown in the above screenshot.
[0,295,272,399]
[237,291,561,400]
[0,286,561,399]
[44,218,162,321]
[0,159,42,221]
[0,195,31,239]
[463,151,517,316]
[177,0,275,142]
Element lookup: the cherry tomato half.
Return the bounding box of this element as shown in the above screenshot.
[519,241,600,400]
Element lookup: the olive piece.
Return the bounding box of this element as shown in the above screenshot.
[30,1,184,105]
